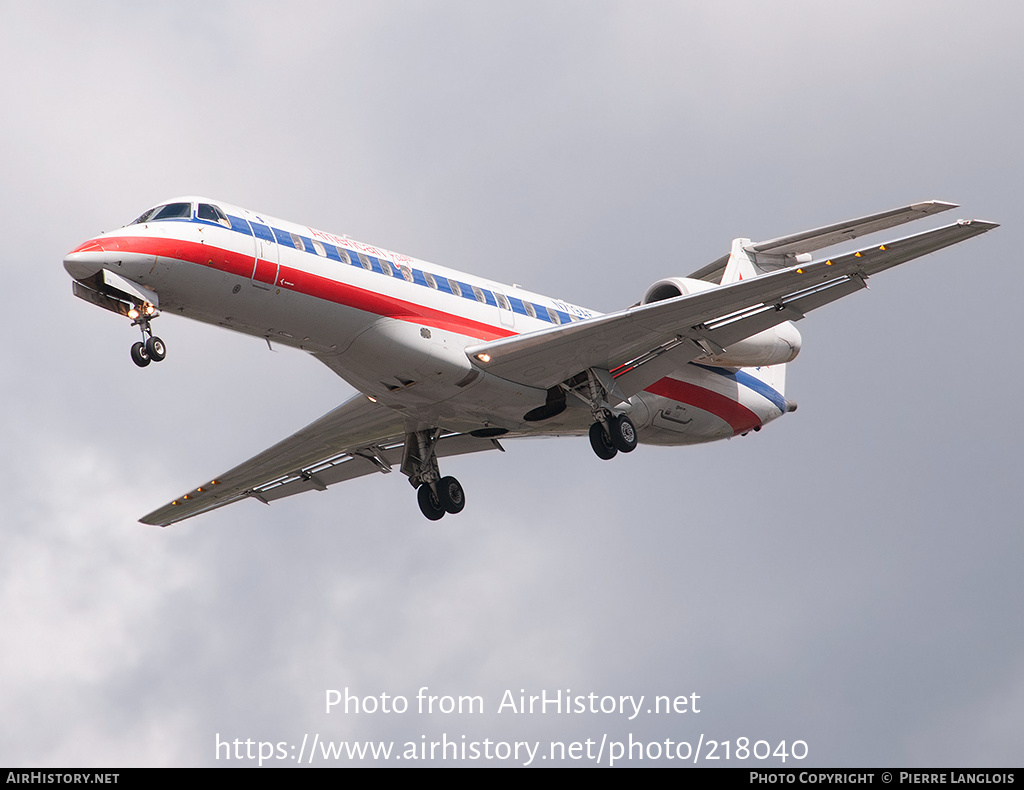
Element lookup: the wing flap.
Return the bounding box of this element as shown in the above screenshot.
[141,394,407,526]
[141,392,507,527]
[468,219,997,395]
[239,433,500,506]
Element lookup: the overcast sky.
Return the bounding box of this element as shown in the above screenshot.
[2,1,1021,767]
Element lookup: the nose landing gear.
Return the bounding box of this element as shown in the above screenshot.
[127,304,166,368]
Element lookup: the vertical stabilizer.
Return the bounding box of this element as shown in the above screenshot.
[721,238,760,285]
[746,362,786,399]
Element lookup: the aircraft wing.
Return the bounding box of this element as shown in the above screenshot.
[140,394,502,526]
[466,219,997,397]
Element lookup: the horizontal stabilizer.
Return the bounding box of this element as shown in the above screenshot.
[750,200,957,256]
[688,200,958,282]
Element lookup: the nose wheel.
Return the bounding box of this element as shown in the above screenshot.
[145,336,166,361]
[127,306,166,368]
[130,334,167,367]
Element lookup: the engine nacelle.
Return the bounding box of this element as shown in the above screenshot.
[640,277,802,367]
[642,277,716,304]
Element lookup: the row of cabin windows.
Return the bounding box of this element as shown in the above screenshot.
[129,202,580,324]
[269,223,580,324]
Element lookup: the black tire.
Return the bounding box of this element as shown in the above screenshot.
[589,421,618,460]
[146,336,166,362]
[611,413,638,453]
[417,484,446,521]
[130,341,151,367]
[436,476,466,514]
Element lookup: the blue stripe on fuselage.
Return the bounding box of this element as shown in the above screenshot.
[691,363,787,413]
[191,212,581,327]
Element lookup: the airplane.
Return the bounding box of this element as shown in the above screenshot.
[63,198,996,524]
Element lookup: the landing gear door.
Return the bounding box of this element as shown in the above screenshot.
[246,213,279,289]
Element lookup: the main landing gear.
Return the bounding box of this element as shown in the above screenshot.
[588,412,637,461]
[403,429,467,521]
[416,476,466,521]
[556,368,639,462]
[127,304,166,368]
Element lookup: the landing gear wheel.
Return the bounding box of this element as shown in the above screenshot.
[589,421,618,460]
[130,341,151,368]
[436,476,466,514]
[145,336,166,362]
[610,414,637,453]
[417,484,446,521]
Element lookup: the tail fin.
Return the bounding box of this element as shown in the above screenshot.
[747,361,786,398]
[720,238,762,284]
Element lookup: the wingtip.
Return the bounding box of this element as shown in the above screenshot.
[911,200,959,213]
[958,219,999,230]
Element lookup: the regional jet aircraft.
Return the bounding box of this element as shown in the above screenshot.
[63,199,995,523]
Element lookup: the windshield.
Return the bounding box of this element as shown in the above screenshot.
[130,202,193,224]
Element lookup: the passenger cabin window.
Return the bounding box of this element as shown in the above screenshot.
[311,240,326,257]
[496,293,510,311]
[398,265,414,283]
[448,279,462,297]
[197,203,230,227]
[379,259,393,277]
[472,286,486,303]
[250,222,274,242]
[424,272,438,289]
[524,301,537,319]
[546,307,561,324]
[357,253,373,271]
[336,247,351,265]
[289,233,305,252]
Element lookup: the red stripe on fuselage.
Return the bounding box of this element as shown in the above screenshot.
[644,376,762,435]
[92,235,516,342]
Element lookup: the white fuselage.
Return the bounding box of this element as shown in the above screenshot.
[64,197,790,443]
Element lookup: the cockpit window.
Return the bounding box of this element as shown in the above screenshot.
[197,203,230,227]
[151,202,193,221]
[132,202,193,224]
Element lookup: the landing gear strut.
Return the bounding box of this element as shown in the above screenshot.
[565,369,638,462]
[128,304,166,368]
[403,429,467,521]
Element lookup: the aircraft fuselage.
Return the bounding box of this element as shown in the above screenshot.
[64,197,789,445]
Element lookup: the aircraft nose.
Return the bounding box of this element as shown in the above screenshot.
[63,238,105,280]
